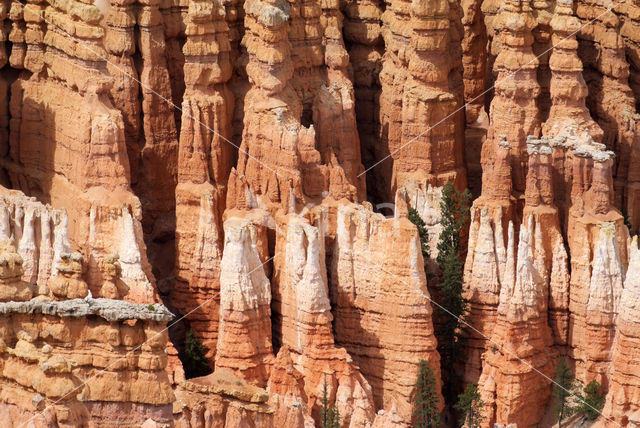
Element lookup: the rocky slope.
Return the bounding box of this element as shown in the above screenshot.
[0,0,640,427]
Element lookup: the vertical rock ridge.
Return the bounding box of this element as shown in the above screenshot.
[271,213,376,426]
[330,203,442,424]
[172,0,234,364]
[484,0,541,193]
[215,216,274,387]
[378,0,464,203]
[603,236,640,424]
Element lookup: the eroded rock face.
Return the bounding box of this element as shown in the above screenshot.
[3,0,156,304]
[172,0,234,365]
[0,299,175,427]
[330,203,442,424]
[174,369,274,428]
[271,213,376,426]
[465,129,628,423]
[603,237,640,424]
[3,0,640,425]
[215,216,274,387]
[377,0,465,205]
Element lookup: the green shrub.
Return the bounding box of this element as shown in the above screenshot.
[182,329,212,379]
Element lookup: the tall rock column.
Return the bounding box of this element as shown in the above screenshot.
[567,144,628,387]
[483,0,541,193]
[270,213,376,426]
[603,237,640,424]
[461,0,488,194]
[378,0,464,203]
[215,217,274,387]
[477,142,562,426]
[575,0,640,229]
[104,0,180,286]
[378,0,465,267]
[543,0,603,142]
[228,0,362,213]
[341,0,384,201]
[463,140,517,384]
[134,0,180,285]
[172,0,234,364]
[330,203,442,423]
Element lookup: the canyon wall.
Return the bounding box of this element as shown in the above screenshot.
[0,0,639,426]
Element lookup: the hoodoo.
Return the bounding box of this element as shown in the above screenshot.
[0,0,638,426]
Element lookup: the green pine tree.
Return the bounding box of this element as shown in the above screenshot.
[327,405,340,428]
[182,329,212,379]
[454,384,484,428]
[575,380,605,420]
[436,182,472,263]
[435,182,472,400]
[412,359,440,428]
[553,358,577,427]
[322,375,341,428]
[409,207,430,260]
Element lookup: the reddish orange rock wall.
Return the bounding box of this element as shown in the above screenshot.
[330,203,442,424]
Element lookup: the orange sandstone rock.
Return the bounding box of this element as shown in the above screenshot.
[602,236,640,425]
[5,0,156,304]
[271,213,376,426]
[543,0,604,142]
[215,216,274,387]
[0,299,175,427]
[172,0,235,365]
[330,203,442,424]
[174,369,274,428]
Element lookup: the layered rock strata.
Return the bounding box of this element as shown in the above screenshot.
[215,216,274,387]
[271,213,376,426]
[4,0,156,303]
[174,369,274,428]
[602,237,640,424]
[172,0,235,364]
[330,203,442,423]
[575,0,640,228]
[104,0,180,287]
[228,0,364,212]
[378,0,464,202]
[483,0,541,194]
[0,298,175,427]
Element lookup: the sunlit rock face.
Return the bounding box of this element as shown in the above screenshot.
[1,0,640,425]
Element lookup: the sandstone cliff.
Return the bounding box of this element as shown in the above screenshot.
[0,0,639,426]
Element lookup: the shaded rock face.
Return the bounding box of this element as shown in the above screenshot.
[330,203,441,424]
[2,0,640,426]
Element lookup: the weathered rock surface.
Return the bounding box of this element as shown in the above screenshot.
[330,203,442,424]
[174,369,274,428]
[1,0,640,426]
[601,236,640,425]
[215,216,274,387]
[465,129,626,424]
[271,213,376,426]
[377,0,465,205]
[172,0,234,365]
[0,298,175,427]
[2,0,156,304]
